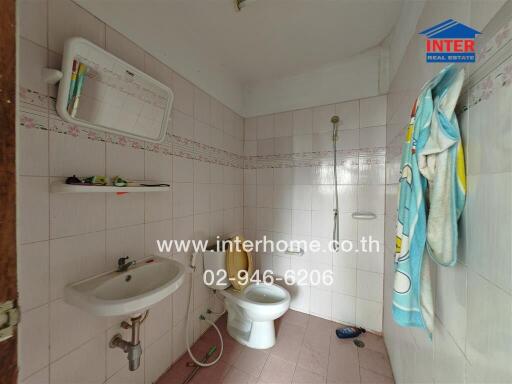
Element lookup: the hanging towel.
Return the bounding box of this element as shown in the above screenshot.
[419,65,466,267]
[393,91,434,334]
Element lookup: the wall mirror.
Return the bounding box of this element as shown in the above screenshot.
[56,37,173,143]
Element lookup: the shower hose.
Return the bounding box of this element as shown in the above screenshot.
[185,270,225,367]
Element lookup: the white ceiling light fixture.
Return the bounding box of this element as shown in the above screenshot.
[234,0,256,11]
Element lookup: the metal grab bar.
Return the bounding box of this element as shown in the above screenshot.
[352,212,377,220]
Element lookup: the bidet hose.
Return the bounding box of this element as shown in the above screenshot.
[185,272,224,367]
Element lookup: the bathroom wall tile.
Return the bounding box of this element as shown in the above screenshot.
[173,183,194,218]
[19,0,48,47]
[360,95,387,128]
[292,185,312,210]
[145,150,171,182]
[357,251,384,274]
[106,193,145,228]
[332,267,357,296]
[339,185,358,213]
[145,219,172,257]
[19,119,49,176]
[274,111,293,137]
[257,138,274,156]
[357,270,383,303]
[360,126,386,149]
[194,184,210,214]
[171,73,194,116]
[172,109,194,140]
[335,100,360,130]
[19,176,49,244]
[357,185,385,215]
[210,126,224,149]
[292,134,313,153]
[105,322,146,379]
[106,27,145,70]
[21,367,49,384]
[257,114,274,140]
[256,168,274,185]
[257,208,273,230]
[194,87,210,124]
[19,241,49,311]
[146,191,172,222]
[339,212,357,241]
[311,211,333,239]
[49,131,106,177]
[19,305,49,380]
[48,0,106,53]
[106,143,145,180]
[466,173,512,294]
[173,156,194,183]
[337,128,359,150]
[466,271,512,383]
[145,297,173,347]
[312,132,332,152]
[50,334,106,384]
[313,104,336,133]
[49,299,106,361]
[244,117,258,140]
[257,185,274,208]
[194,120,210,145]
[290,285,311,313]
[433,319,466,384]
[332,292,356,325]
[310,287,332,319]
[245,140,257,156]
[293,108,313,135]
[312,185,334,212]
[356,298,382,332]
[210,98,224,130]
[106,224,145,268]
[19,38,48,94]
[50,231,106,300]
[145,331,172,384]
[292,210,311,236]
[274,136,292,155]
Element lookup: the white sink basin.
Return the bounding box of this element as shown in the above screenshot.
[64,256,185,316]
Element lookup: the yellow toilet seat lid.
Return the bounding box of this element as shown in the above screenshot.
[226,235,254,291]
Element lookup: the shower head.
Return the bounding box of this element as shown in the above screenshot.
[331,115,340,124]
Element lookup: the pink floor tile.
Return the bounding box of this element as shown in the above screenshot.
[158,312,394,384]
[292,366,326,384]
[260,355,296,384]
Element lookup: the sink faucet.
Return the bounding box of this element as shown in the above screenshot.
[117,256,136,272]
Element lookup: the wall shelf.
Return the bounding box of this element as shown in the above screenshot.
[51,181,170,194]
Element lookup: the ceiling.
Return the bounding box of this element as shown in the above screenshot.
[77,0,402,113]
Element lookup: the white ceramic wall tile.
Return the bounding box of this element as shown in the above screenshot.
[145,150,171,182]
[106,193,145,229]
[145,219,172,257]
[144,331,172,384]
[19,38,48,94]
[313,104,336,133]
[359,126,386,148]
[19,121,49,176]
[171,73,194,116]
[106,27,145,70]
[257,115,274,139]
[19,176,49,244]
[357,185,385,215]
[310,287,332,319]
[19,305,50,380]
[335,100,360,130]
[194,88,210,124]
[172,156,194,183]
[172,109,194,140]
[332,267,357,296]
[291,210,311,236]
[106,224,145,268]
[274,111,293,137]
[210,98,224,130]
[19,241,49,311]
[433,318,466,384]
[106,143,145,180]
[173,183,194,218]
[50,231,106,300]
[146,191,172,222]
[356,298,382,332]
[356,270,383,303]
[19,0,48,47]
[50,334,106,384]
[293,108,313,135]
[49,131,106,177]
[21,367,49,384]
[359,95,387,128]
[332,292,356,325]
[49,299,106,361]
[48,0,106,53]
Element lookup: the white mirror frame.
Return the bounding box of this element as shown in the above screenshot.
[56,37,173,143]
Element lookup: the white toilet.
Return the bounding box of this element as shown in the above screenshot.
[202,236,290,349]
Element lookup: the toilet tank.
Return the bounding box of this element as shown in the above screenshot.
[202,248,229,290]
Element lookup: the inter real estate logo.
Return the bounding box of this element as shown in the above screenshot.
[420,19,481,63]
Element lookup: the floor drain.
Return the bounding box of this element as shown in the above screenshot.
[353,339,365,348]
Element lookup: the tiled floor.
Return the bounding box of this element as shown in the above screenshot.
[157,310,394,384]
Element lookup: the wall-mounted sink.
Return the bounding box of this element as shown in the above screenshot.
[64,256,185,316]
